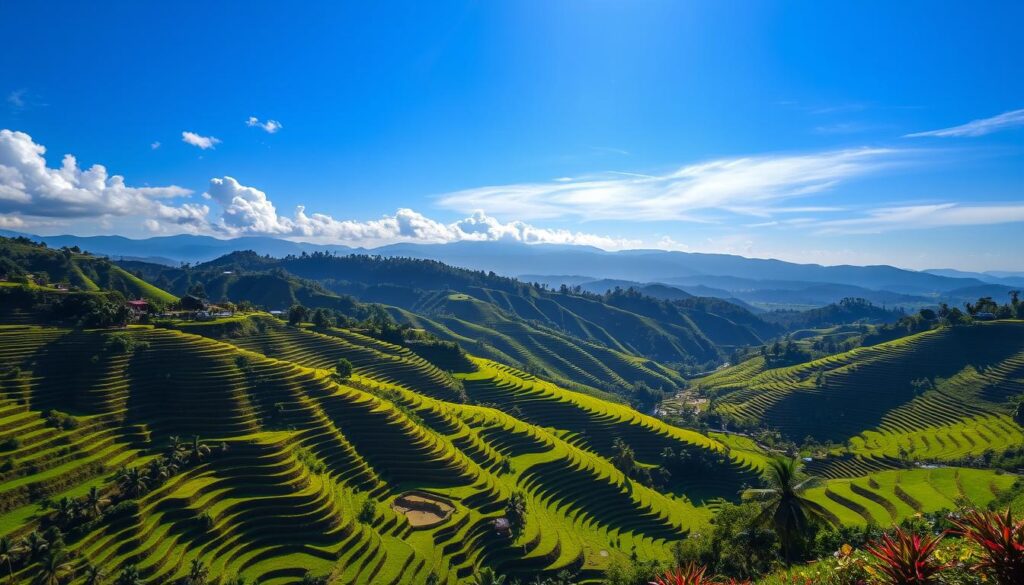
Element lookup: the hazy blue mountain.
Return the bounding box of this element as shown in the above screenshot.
[1,230,990,298]
[924,268,1024,287]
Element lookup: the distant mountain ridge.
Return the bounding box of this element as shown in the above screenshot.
[5,230,1015,307]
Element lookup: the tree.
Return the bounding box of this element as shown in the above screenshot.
[185,558,208,585]
[117,467,149,499]
[288,304,309,325]
[311,308,334,328]
[504,491,527,536]
[469,567,506,585]
[0,537,23,585]
[188,436,211,465]
[743,456,825,564]
[333,358,353,381]
[34,549,73,585]
[81,564,106,585]
[114,565,144,585]
[20,532,47,564]
[610,437,637,476]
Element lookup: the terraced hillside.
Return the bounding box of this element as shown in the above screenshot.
[698,321,1024,472]
[0,320,763,584]
[805,467,1015,526]
[387,300,685,400]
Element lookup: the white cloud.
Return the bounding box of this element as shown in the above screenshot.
[0,129,206,227]
[150,141,161,150]
[0,214,25,229]
[246,116,282,134]
[438,148,903,222]
[201,176,638,248]
[181,131,221,150]
[905,108,1024,138]
[816,203,1024,234]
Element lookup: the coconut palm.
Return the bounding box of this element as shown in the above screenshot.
[117,467,148,499]
[0,537,24,585]
[53,497,76,526]
[188,436,210,465]
[81,563,106,585]
[34,548,73,585]
[20,532,47,564]
[83,486,109,519]
[742,456,826,564]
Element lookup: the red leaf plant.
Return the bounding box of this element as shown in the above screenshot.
[951,508,1024,585]
[649,562,750,585]
[864,527,949,585]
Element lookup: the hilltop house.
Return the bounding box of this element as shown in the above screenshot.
[126,299,149,315]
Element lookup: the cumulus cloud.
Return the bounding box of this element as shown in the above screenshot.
[438,148,904,221]
[246,116,282,134]
[816,203,1024,234]
[150,141,161,150]
[182,131,221,149]
[905,108,1024,138]
[201,176,637,248]
[0,129,206,227]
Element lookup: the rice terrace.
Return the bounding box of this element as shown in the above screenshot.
[2,2,1024,585]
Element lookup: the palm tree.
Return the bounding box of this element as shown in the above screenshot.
[188,436,210,465]
[0,537,24,584]
[34,548,73,585]
[118,467,148,499]
[469,567,506,585]
[20,531,47,564]
[114,564,143,585]
[743,456,826,564]
[81,563,106,585]
[185,558,208,585]
[53,498,76,526]
[83,487,109,519]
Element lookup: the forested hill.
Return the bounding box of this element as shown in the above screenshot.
[122,250,782,373]
[762,297,906,330]
[0,236,176,304]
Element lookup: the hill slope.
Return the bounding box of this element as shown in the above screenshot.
[697,321,1024,475]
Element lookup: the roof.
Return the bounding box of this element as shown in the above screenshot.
[127,300,149,307]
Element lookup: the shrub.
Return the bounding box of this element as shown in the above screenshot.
[333,357,353,381]
[951,508,1024,585]
[649,563,720,585]
[300,571,328,585]
[357,497,376,524]
[865,527,948,585]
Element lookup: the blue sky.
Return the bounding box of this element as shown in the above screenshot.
[0,1,1022,270]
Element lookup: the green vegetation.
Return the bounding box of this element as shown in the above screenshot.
[698,321,1024,472]
[2,241,1022,584]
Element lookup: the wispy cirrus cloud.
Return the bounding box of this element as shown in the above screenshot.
[905,108,1024,138]
[816,203,1024,234]
[438,148,907,222]
[181,131,221,150]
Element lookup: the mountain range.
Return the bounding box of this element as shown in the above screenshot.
[5,230,1018,310]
